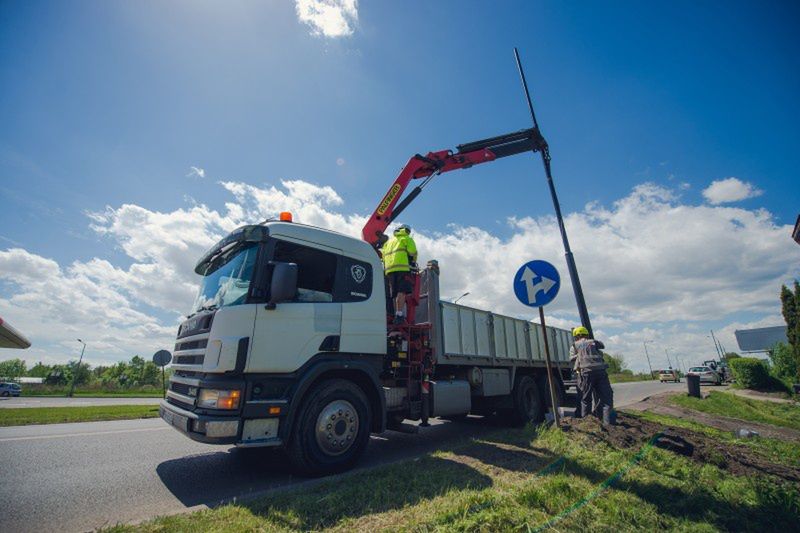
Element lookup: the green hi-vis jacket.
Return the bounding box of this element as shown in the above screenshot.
[381,230,418,274]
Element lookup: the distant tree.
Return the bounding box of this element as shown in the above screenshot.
[66,360,91,385]
[602,353,626,374]
[768,343,798,382]
[779,281,800,381]
[27,362,52,378]
[0,358,27,378]
[46,365,68,385]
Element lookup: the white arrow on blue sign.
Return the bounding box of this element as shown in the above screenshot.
[513,260,560,308]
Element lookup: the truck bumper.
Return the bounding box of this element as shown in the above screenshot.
[159,400,240,445]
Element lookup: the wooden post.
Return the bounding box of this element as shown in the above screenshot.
[538,307,560,427]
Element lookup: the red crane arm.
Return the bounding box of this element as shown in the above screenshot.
[361,127,546,247]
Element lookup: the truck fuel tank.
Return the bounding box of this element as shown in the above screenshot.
[430,380,471,417]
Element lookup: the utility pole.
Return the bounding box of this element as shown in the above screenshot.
[514,48,594,337]
[643,340,655,379]
[664,348,673,368]
[67,339,87,398]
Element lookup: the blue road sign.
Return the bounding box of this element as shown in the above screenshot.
[513,260,561,308]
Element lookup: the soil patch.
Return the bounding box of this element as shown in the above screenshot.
[625,392,800,441]
[561,413,800,483]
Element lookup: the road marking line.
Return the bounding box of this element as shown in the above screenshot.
[0,426,170,442]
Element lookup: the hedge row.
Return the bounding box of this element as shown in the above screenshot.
[728,357,771,389]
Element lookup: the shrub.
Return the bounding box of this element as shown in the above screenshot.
[769,343,798,382]
[729,358,771,389]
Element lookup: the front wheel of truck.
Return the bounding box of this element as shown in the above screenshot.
[287,378,372,476]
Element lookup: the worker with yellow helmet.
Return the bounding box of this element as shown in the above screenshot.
[381,224,418,324]
[570,326,614,418]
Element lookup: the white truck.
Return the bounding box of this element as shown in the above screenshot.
[159,128,578,475]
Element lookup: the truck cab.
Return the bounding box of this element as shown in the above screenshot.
[160,221,389,471]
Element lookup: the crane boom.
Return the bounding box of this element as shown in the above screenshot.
[361,127,546,247]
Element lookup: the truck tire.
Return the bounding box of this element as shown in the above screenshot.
[501,375,544,426]
[536,373,565,411]
[286,379,372,476]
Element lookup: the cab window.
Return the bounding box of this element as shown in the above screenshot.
[273,240,336,302]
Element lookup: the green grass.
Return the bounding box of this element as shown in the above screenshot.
[105,417,799,532]
[22,386,164,397]
[608,373,654,384]
[0,405,160,426]
[670,391,800,431]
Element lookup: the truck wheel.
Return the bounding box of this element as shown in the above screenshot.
[501,376,544,426]
[286,379,372,476]
[536,373,565,411]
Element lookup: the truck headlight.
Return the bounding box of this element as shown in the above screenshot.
[198,389,241,409]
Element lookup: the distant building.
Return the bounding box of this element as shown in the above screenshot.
[0,317,31,349]
[735,325,788,353]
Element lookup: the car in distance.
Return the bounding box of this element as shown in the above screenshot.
[658,369,680,383]
[687,366,721,385]
[0,382,21,397]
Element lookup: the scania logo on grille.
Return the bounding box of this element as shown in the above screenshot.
[351,265,367,284]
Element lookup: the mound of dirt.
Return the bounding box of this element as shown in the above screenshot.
[626,392,800,442]
[561,414,800,483]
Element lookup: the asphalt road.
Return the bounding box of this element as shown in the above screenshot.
[0,397,162,408]
[0,380,683,532]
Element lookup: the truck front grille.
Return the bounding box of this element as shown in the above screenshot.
[174,354,205,365]
[175,339,208,352]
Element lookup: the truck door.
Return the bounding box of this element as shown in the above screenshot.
[249,239,342,373]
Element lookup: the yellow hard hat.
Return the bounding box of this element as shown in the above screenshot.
[572,326,589,337]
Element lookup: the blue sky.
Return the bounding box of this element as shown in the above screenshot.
[1,1,798,371]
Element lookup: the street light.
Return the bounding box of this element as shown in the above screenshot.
[67,339,87,398]
[453,292,470,304]
[643,340,655,379]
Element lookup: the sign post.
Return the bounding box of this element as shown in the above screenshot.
[513,260,562,427]
[152,350,172,399]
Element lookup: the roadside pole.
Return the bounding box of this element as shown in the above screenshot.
[67,339,87,398]
[643,340,654,379]
[513,259,562,427]
[538,307,560,427]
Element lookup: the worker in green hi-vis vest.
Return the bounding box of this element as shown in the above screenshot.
[381,224,418,324]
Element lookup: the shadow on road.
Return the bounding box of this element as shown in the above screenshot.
[155,416,499,509]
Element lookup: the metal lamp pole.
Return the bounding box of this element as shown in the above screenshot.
[643,340,655,379]
[453,292,470,304]
[514,48,594,337]
[664,348,673,368]
[67,339,87,398]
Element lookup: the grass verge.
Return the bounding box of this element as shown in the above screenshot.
[670,391,800,431]
[106,414,799,532]
[0,405,160,426]
[608,373,654,384]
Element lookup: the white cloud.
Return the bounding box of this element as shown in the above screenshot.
[187,166,205,179]
[295,0,358,38]
[702,177,763,204]
[1,178,796,369]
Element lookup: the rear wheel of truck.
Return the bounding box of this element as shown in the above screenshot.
[537,373,565,411]
[500,375,544,426]
[287,378,372,477]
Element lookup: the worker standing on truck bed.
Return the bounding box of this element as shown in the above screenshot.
[570,326,614,418]
[381,224,417,324]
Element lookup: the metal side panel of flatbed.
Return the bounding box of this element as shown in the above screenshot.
[418,268,573,368]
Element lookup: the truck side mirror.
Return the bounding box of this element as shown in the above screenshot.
[266,262,297,309]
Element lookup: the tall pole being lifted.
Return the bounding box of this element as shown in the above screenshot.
[514,47,594,337]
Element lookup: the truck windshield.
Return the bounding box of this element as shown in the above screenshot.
[192,243,258,313]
